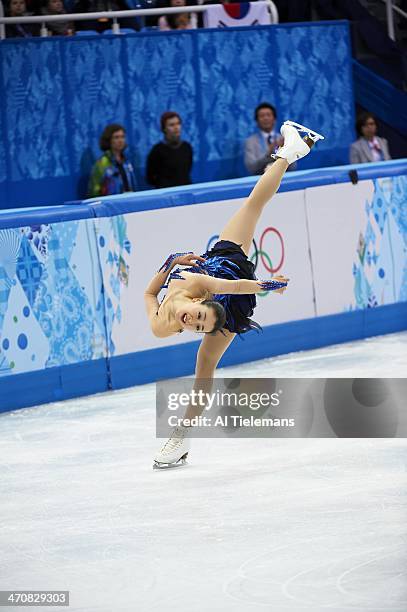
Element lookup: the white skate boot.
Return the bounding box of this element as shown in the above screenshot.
[153,425,190,470]
[271,120,325,164]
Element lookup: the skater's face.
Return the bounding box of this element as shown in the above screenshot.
[256,108,276,133]
[361,117,377,140]
[176,301,216,333]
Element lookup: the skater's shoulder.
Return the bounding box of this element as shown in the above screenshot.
[152,296,184,337]
[151,314,181,338]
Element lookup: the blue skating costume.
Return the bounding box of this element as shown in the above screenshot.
[165,240,261,334]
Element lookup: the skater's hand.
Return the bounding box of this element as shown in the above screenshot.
[174,253,206,267]
[258,275,289,294]
[273,275,289,294]
[158,252,205,273]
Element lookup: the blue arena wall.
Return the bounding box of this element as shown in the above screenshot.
[0,21,355,210]
[0,159,406,413]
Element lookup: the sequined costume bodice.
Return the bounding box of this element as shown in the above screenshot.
[163,240,260,335]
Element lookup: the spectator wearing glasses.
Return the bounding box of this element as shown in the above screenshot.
[350,112,391,164]
[244,102,297,175]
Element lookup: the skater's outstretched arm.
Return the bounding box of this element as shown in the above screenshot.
[173,271,290,295]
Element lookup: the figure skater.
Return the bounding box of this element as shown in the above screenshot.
[144,121,324,469]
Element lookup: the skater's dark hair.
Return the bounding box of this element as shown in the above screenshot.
[356,112,377,136]
[255,102,277,122]
[99,124,126,151]
[202,299,227,335]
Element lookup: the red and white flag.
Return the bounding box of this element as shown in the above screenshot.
[203,2,271,28]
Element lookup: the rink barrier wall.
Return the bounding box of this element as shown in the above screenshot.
[0,159,403,230]
[0,158,407,229]
[0,160,406,413]
[108,302,407,390]
[83,160,406,218]
[1,302,406,412]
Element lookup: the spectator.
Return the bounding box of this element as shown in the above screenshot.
[73,0,138,32]
[41,0,74,36]
[88,124,136,197]
[350,112,391,164]
[244,102,296,175]
[74,0,125,10]
[5,0,40,37]
[146,112,193,189]
[158,0,197,31]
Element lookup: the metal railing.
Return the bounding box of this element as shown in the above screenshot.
[381,0,407,41]
[0,1,278,40]
[0,1,4,40]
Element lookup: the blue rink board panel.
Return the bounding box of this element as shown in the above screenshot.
[0,358,109,413]
[0,21,354,209]
[0,302,406,413]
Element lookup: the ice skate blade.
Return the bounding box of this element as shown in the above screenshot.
[283,120,325,142]
[153,453,188,470]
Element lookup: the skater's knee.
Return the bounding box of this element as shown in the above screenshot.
[195,361,216,378]
[195,350,217,377]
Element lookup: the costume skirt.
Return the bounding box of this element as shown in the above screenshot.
[202,240,260,335]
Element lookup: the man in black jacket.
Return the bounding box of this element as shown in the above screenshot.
[146,112,193,189]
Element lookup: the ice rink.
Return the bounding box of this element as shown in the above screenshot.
[1,332,406,611]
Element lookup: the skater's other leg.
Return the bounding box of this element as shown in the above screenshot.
[153,330,235,468]
[183,329,236,420]
[219,159,288,256]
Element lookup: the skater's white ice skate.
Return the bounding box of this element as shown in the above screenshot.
[282,120,325,143]
[271,120,325,165]
[153,425,190,470]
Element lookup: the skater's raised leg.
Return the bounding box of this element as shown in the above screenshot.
[220,158,288,255]
[220,123,315,255]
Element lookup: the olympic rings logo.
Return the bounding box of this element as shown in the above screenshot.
[205,227,285,298]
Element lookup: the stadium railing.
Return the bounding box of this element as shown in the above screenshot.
[0,1,279,39]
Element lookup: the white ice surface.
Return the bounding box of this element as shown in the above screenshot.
[1,332,406,611]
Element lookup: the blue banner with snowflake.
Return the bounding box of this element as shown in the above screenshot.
[0,21,354,209]
[305,174,407,316]
[0,216,131,377]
